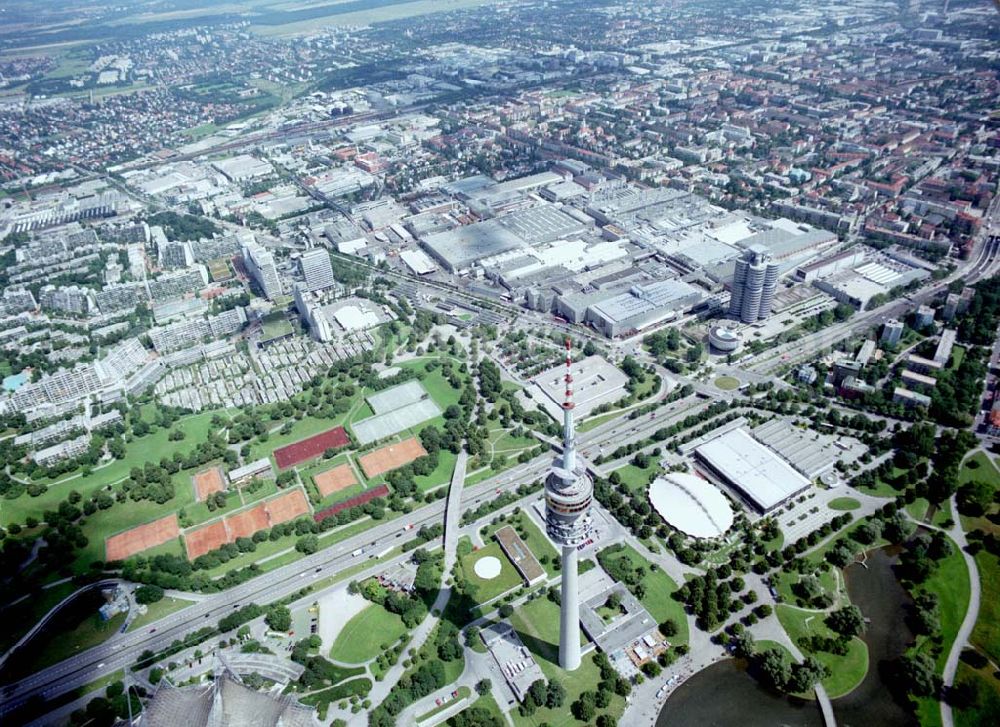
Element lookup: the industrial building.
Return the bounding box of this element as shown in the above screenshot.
[586,279,703,337]
[812,255,930,310]
[708,325,740,352]
[694,428,812,514]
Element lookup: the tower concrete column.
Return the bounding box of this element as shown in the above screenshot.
[559,544,581,671]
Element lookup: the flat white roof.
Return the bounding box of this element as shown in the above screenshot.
[649,473,734,539]
[696,428,811,512]
[332,304,380,331]
[400,249,436,275]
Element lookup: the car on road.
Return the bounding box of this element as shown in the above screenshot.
[148,628,156,634]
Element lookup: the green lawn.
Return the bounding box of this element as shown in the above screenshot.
[973,551,1000,666]
[611,463,657,494]
[459,542,523,604]
[906,497,931,522]
[414,448,458,493]
[953,661,1000,727]
[0,581,78,653]
[509,597,624,727]
[297,677,372,719]
[454,693,505,724]
[184,487,245,526]
[329,604,407,664]
[775,605,869,698]
[127,596,194,633]
[713,375,741,391]
[1,593,127,681]
[597,544,689,645]
[804,516,889,567]
[773,565,843,608]
[959,451,1000,488]
[0,409,217,528]
[912,536,970,673]
[828,497,861,511]
[578,410,624,433]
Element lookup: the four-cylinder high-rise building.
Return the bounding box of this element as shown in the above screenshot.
[728,244,779,323]
[544,339,593,671]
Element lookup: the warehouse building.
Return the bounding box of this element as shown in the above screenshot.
[694,428,812,514]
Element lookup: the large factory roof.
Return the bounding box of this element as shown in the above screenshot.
[649,473,735,539]
[588,279,702,324]
[420,220,524,271]
[695,428,811,513]
[498,204,588,243]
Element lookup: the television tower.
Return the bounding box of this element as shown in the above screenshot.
[544,339,593,671]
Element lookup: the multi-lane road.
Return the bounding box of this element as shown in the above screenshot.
[0,394,682,717]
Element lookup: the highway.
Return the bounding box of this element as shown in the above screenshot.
[0,397,674,716]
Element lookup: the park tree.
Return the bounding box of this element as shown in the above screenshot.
[755,648,791,691]
[786,656,829,694]
[898,652,940,697]
[826,605,864,638]
[265,605,292,633]
[295,534,319,554]
[545,680,566,708]
[134,585,164,605]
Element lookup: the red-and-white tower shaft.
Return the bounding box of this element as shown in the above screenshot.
[562,337,576,473]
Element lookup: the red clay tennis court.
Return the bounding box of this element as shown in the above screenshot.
[314,464,358,498]
[225,503,269,540]
[105,514,180,561]
[314,485,389,523]
[184,520,230,560]
[265,488,310,524]
[193,467,225,502]
[358,437,427,478]
[273,426,350,469]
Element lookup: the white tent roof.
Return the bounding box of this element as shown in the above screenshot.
[649,473,734,539]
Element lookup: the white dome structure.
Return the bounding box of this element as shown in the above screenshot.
[649,473,735,539]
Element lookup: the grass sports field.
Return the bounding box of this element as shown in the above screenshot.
[459,542,522,604]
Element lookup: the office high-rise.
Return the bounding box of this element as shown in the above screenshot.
[544,339,593,671]
[300,248,336,292]
[243,241,282,300]
[729,244,779,323]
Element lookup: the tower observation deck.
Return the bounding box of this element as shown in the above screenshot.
[544,339,593,671]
